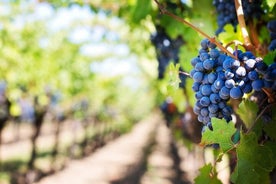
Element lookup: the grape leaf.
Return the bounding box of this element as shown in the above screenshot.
[231,133,274,184]
[131,0,152,23]
[263,106,276,140]
[236,99,258,129]
[263,121,276,140]
[264,141,276,167]
[263,50,276,65]
[168,63,181,90]
[194,163,222,184]
[201,118,236,152]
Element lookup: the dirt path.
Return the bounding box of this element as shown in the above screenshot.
[34,112,208,184]
[35,113,161,184]
[140,119,190,184]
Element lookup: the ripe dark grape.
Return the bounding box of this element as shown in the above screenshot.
[267,20,276,51]
[267,20,276,33]
[230,87,243,99]
[191,39,234,126]
[252,79,264,91]
[193,71,204,83]
[191,38,276,132]
[150,25,186,86]
[213,0,263,35]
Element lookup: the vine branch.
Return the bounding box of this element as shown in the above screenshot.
[234,0,254,52]
[246,102,276,133]
[154,0,237,59]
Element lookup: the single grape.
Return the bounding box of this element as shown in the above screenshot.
[225,79,235,88]
[200,96,211,106]
[203,59,215,70]
[210,48,220,59]
[225,69,234,79]
[200,39,209,49]
[200,52,210,61]
[208,73,217,83]
[214,79,225,90]
[208,104,219,113]
[231,60,240,68]
[244,59,256,70]
[235,66,247,77]
[219,86,230,100]
[248,70,259,80]
[192,82,201,92]
[193,71,204,82]
[195,62,205,72]
[267,20,276,33]
[223,57,234,70]
[200,108,209,117]
[251,79,264,91]
[230,86,243,99]
[201,84,212,96]
[210,93,220,104]
[195,91,203,99]
[191,57,200,67]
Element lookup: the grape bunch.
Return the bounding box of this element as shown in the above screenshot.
[150,25,186,87]
[213,0,263,35]
[190,38,276,131]
[267,20,276,51]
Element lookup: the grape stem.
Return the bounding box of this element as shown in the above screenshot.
[234,0,254,52]
[179,71,191,78]
[153,0,237,59]
[246,102,276,133]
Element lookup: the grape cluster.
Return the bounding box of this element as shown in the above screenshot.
[267,20,276,51]
[191,39,234,129]
[190,38,276,131]
[213,0,263,35]
[150,25,186,87]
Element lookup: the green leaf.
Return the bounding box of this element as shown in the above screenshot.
[236,99,258,129]
[263,50,276,65]
[264,141,276,167]
[218,24,243,47]
[167,63,181,90]
[231,133,274,184]
[201,118,236,152]
[194,163,223,184]
[131,0,152,23]
[263,105,276,140]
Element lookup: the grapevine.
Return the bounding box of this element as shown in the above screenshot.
[154,0,276,183]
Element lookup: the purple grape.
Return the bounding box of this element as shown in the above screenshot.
[225,79,235,88]
[201,85,212,96]
[208,104,219,113]
[203,59,215,70]
[248,70,259,80]
[200,108,209,116]
[214,79,225,90]
[252,79,264,91]
[200,96,211,106]
[230,86,243,99]
[235,66,247,77]
[195,62,205,72]
[210,93,220,104]
[193,71,204,82]
[208,73,217,83]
